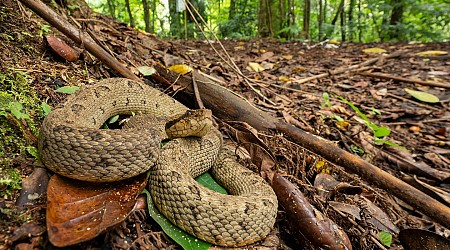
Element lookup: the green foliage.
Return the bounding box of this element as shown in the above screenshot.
[0,71,46,158]
[0,161,22,198]
[337,96,404,149]
[85,0,449,42]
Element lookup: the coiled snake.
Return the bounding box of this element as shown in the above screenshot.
[39,78,278,246]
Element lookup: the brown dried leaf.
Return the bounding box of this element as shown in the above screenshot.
[46,174,148,247]
[399,229,450,250]
[228,121,276,180]
[45,36,80,62]
[273,174,352,250]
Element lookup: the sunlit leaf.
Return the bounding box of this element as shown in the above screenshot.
[248,62,265,72]
[55,86,79,94]
[404,88,440,103]
[362,48,387,54]
[415,50,448,57]
[278,76,291,82]
[168,64,193,74]
[373,126,391,138]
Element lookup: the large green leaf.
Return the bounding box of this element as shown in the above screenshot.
[144,171,228,249]
[404,88,440,103]
[143,189,211,250]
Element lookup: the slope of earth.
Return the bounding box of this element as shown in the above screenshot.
[1,0,449,249]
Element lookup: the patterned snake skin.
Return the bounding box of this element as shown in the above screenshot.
[39,78,277,246]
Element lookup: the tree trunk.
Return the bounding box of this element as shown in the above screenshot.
[258,0,286,38]
[318,0,323,40]
[388,0,404,40]
[125,0,135,28]
[348,0,355,41]
[325,0,344,39]
[229,0,236,20]
[303,0,310,39]
[106,0,116,19]
[142,0,150,32]
[340,4,345,41]
[151,0,156,33]
[169,0,182,37]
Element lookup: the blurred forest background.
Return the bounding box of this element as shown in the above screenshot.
[85,0,450,42]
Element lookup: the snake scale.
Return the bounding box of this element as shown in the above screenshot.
[39,78,278,246]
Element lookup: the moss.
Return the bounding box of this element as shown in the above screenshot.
[0,159,22,199]
[0,71,43,158]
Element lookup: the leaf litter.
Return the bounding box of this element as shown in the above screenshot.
[1,0,449,249]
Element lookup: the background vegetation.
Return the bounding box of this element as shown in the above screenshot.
[85,0,450,42]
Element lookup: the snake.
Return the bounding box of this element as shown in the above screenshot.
[39,78,278,247]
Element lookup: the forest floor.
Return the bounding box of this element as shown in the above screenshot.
[1,1,450,249]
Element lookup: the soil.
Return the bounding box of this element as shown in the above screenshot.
[1,0,449,249]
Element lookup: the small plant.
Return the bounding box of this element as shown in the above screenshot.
[321,92,332,107]
[337,96,404,149]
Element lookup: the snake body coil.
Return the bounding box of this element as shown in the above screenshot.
[39,78,277,246]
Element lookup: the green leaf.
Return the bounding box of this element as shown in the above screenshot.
[9,102,30,119]
[404,88,440,103]
[26,146,39,159]
[337,96,370,123]
[333,115,344,122]
[379,231,392,247]
[108,115,120,124]
[350,144,365,154]
[374,138,406,150]
[41,103,51,116]
[55,86,79,94]
[373,126,391,138]
[195,172,228,194]
[143,189,211,250]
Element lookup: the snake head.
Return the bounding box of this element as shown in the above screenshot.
[165,109,213,139]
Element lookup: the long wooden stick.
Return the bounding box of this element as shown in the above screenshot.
[358,72,450,89]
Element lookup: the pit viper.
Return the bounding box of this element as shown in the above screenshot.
[39,78,278,246]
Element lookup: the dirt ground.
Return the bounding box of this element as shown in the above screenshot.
[1,0,450,249]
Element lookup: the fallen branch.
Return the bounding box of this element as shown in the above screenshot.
[358,71,450,89]
[272,174,352,250]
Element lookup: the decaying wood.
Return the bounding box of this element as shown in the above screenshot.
[21,0,450,229]
[358,71,450,89]
[272,174,352,250]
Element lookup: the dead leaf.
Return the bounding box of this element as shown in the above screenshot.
[415,50,448,57]
[46,174,148,247]
[248,62,265,72]
[362,48,387,54]
[46,36,80,61]
[359,196,400,234]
